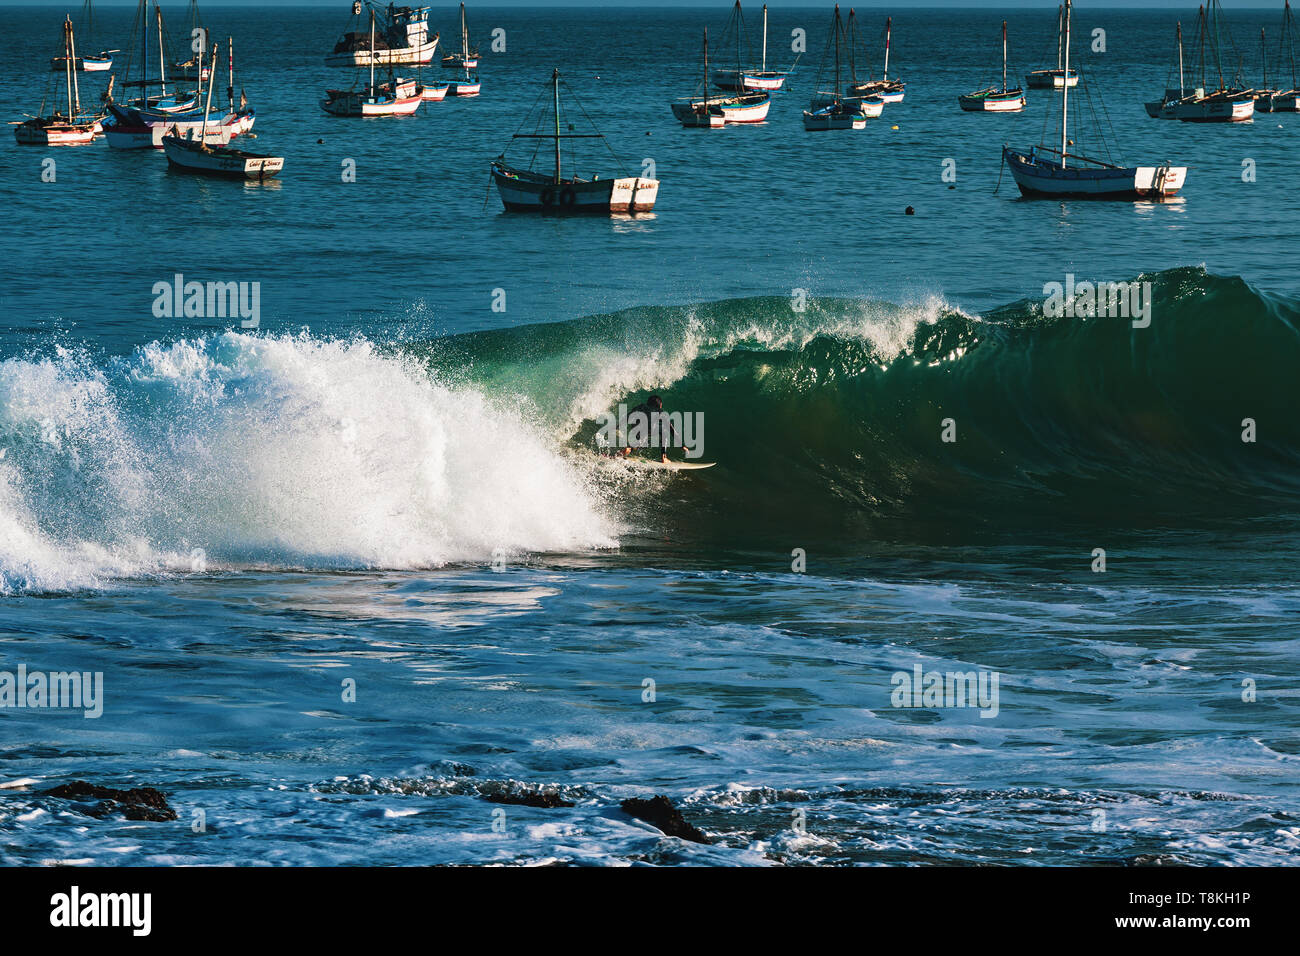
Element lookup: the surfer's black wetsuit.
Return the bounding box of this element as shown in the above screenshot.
[626,401,682,458]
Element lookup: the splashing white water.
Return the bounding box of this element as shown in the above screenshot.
[0,333,616,592]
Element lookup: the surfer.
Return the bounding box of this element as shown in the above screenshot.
[621,394,686,463]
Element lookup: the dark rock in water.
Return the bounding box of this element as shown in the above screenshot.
[484,789,574,808]
[906,205,916,215]
[46,781,177,822]
[620,795,710,845]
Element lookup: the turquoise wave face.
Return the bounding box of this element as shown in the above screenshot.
[410,267,1300,543]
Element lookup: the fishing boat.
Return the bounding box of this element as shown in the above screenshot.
[804,6,868,130]
[1260,1,1300,111]
[327,1,439,67]
[49,0,116,72]
[1145,21,1197,118]
[959,21,1026,112]
[847,15,905,102]
[109,0,199,123]
[711,3,791,92]
[16,17,102,145]
[170,0,211,81]
[1004,0,1187,199]
[1161,1,1255,122]
[442,3,481,95]
[441,3,479,69]
[322,9,423,115]
[672,30,725,127]
[810,10,883,116]
[491,69,658,215]
[163,43,283,180]
[1025,5,1079,89]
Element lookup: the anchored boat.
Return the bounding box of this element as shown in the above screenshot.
[441,3,479,69]
[322,8,423,115]
[804,5,868,130]
[49,0,116,72]
[443,3,481,95]
[1004,0,1186,199]
[847,15,905,102]
[1025,5,1078,89]
[16,17,103,145]
[959,21,1025,112]
[1259,1,1300,111]
[163,42,283,181]
[327,1,439,67]
[491,69,658,215]
[1157,1,1255,122]
[672,29,726,127]
[711,3,791,93]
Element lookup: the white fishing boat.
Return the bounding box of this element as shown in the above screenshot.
[710,3,791,92]
[847,15,905,102]
[1004,0,1186,199]
[1157,1,1255,122]
[442,2,481,95]
[959,21,1025,112]
[49,0,116,72]
[804,6,868,130]
[322,9,423,115]
[440,4,478,68]
[15,17,101,146]
[491,69,658,215]
[672,30,726,127]
[1025,6,1079,89]
[1259,1,1300,111]
[327,1,439,67]
[163,44,283,181]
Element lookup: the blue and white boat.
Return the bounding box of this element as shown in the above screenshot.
[1004,0,1186,199]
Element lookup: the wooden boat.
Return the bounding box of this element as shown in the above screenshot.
[711,3,790,92]
[959,21,1025,112]
[327,1,439,67]
[1259,1,1300,111]
[1160,1,1255,122]
[804,6,868,130]
[15,17,101,146]
[322,10,423,115]
[1025,6,1079,89]
[442,3,481,95]
[49,0,116,72]
[1004,0,1186,199]
[107,0,200,135]
[441,4,478,68]
[419,81,450,101]
[491,69,658,215]
[1145,22,1196,118]
[808,9,883,114]
[163,43,283,180]
[672,30,726,127]
[847,15,906,102]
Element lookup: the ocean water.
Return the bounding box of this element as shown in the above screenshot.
[1,3,1299,866]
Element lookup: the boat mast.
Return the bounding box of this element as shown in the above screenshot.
[552,68,561,184]
[1210,0,1224,91]
[461,3,469,67]
[70,18,82,115]
[64,18,75,119]
[1060,0,1070,166]
[1002,20,1008,94]
[735,0,742,75]
[199,41,216,147]
[369,8,376,96]
[228,35,234,113]
[704,28,710,111]
[762,4,768,73]
[1287,1,1297,89]
[140,0,147,98]
[1262,28,1269,89]
[883,16,892,81]
[155,3,166,98]
[834,5,842,103]
[1177,22,1184,94]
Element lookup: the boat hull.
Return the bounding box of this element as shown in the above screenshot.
[671,103,725,127]
[491,163,658,215]
[420,83,449,101]
[1024,70,1078,89]
[712,69,787,92]
[802,106,866,130]
[677,92,769,124]
[959,88,1026,112]
[50,54,113,72]
[14,120,97,146]
[1173,94,1255,122]
[809,92,883,117]
[849,80,906,102]
[163,136,283,180]
[1003,148,1186,199]
[320,92,423,116]
[445,79,481,96]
